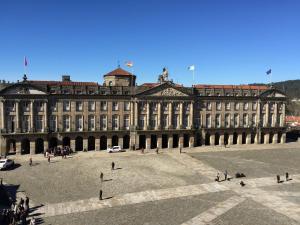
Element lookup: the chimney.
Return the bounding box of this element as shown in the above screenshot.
[62,75,71,82]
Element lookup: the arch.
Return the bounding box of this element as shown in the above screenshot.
[75,136,83,151]
[112,135,118,147]
[123,135,130,149]
[224,133,229,146]
[151,135,157,149]
[49,137,58,149]
[261,132,265,144]
[88,136,95,150]
[35,138,44,154]
[215,133,220,145]
[196,133,202,146]
[162,134,168,148]
[205,133,210,145]
[242,132,246,144]
[173,134,179,148]
[21,138,30,154]
[277,132,282,144]
[251,132,256,144]
[63,137,70,148]
[269,132,274,144]
[139,135,146,149]
[6,139,16,154]
[183,134,189,147]
[100,136,107,150]
[233,132,238,145]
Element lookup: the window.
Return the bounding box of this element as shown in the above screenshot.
[206,114,211,128]
[7,102,15,112]
[22,116,30,132]
[252,114,256,126]
[243,103,249,110]
[206,102,212,111]
[150,114,157,128]
[252,102,257,111]
[174,103,180,111]
[76,115,83,131]
[216,102,221,111]
[88,115,95,131]
[112,102,118,111]
[23,102,30,112]
[270,113,274,126]
[112,115,119,129]
[124,115,130,130]
[124,102,130,111]
[36,101,44,112]
[173,114,179,128]
[100,101,107,111]
[234,102,239,110]
[139,115,145,128]
[50,116,57,132]
[36,115,43,131]
[225,114,230,128]
[162,114,168,128]
[7,116,15,132]
[139,102,146,111]
[63,101,70,112]
[184,103,190,111]
[76,101,83,111]
[234,114,239,127]
[88,101,95,111]
[51,102,57,111]
[225,102,231,110]
[270,103,275,111]
[262,113,266,126]
[151,102,157,111]
[100,115,107,130]
[195,117,201,128]
[163,103,168,111]
[216,114,221,128]
[183,115,189,128]
[243,114,248,127]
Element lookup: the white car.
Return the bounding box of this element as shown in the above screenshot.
[107,146,125,153]
[0,159,15,170]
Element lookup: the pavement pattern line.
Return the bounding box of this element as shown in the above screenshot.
[32,174,300,218]
[268,191,300,197]
[180,196,246,225]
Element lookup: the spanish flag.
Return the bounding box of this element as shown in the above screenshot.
[126,61,133,67]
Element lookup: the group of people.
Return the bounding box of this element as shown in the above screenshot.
[99,161,116,200]
[44,146,73,158]
[277,172,291,183]
[0,196,36,225]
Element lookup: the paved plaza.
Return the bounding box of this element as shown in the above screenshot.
[1,143,300,225]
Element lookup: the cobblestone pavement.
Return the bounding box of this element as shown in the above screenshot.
[1,143,300,225]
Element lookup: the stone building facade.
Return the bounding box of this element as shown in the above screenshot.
[0,67,287,155]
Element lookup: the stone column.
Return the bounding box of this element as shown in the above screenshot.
[0,100,5,130]
[30,100,34,132]
[281,133,286,144]
[274,103,278,127]
[16,141,21,155]
[179,102,183,128]
[266,102,269,127]
[146,102,150,129]
[255,132,260,144]
[119,137,123,149]
[83,138,88,150]
[15,100,20,132]
[189,101,194,128]
[189,135,194,148]
[44,101,48,131]
[107,136,112,149]
[157,102,161,129]
[179,134,184,148]
[134,102,138,128]
[30,141,35,155]
[210,135,215,146]
[273,133,278,144]
[264,133,270,144]
[246,134,251,144]
[43,140,48,152]
[238,134,243,145]
[256,100,261,126]
[168,136,173,149]
[220,134,224,146]
[146,135,151,150]
[168,102,172,129]
[71,139,76,151]
[130,101,134,128]
[282,103,286,127]
[157,135,162,149]
[229,134,233,145]
[95,138,100,151]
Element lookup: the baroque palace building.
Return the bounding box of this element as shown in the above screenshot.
[0,67,287,155]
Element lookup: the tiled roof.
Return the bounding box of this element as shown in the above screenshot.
[141,82,184,87]
[30,80,98,86]
[193,84,269,90]
[104,67,133,76]
[286,116,300,123]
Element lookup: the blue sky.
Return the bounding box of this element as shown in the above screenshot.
[0,0,299,86]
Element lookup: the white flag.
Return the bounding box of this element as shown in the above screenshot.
[188,65,195,71]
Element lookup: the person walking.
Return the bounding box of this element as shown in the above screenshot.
[179,147,182,154]
[48,155,51,164]
[100,172,104,182]
[29,158,32,167]
[286,172,289,181]
[25,196,29,208]
[99,189,103,200]
[111,162,115,170]
[224,170,228,181]
[277,175,280,183]
[156,147,159,154]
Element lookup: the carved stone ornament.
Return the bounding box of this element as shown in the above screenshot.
[154,88,187,96]
[16,87,30,94]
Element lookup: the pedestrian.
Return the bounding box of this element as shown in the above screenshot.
[286,172,289,181]
[48,155,51,164]
[29,158,32,166]
[25,196,29,208]
[224,170,228,181]
[111,161,115,170]
[20,198,24,206]
[179,147,182,154]
[99,189,103,200]
[215,172,220,182]
[277,175,280,183]
[240,181,245,187]
[100,172,104,182]
[156,147,159,154]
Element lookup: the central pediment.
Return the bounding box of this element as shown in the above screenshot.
[152,87,189,96]
[137,82,191,97]
[0,83,47,95]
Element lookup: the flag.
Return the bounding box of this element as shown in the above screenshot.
[126,61,133,67]
[188,65,195,71]
[24,56,28,67]
[266,69,271,75]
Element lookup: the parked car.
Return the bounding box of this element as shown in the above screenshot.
[107,146,125,153]
[0,159,15,170]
